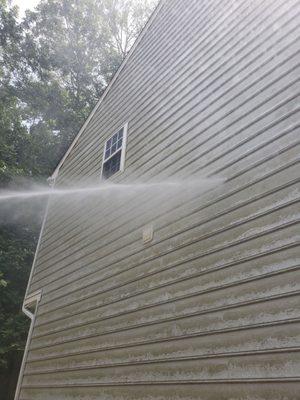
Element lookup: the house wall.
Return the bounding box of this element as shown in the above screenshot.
[17,0,300,398]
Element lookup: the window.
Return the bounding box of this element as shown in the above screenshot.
[101,124,127,179]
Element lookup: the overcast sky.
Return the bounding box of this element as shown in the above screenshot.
[12,0,40,17]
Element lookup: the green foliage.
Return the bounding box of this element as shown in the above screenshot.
[17,0,156,156]
[0,6,37,382]
[0,225,35,369]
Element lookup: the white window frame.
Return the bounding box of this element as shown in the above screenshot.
[101,122,128,180]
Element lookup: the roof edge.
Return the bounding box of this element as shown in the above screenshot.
[50,0,165,181]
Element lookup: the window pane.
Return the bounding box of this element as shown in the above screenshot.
[117,139,122,149]
[111,143,117,153]
[105,149,110,159]
[118,129,123,140]
[102,150,121,179]
[112,133,118,144]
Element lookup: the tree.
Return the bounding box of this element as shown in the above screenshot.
[104,0,156,57]
[17,0,156,156]
[0,3,36,398]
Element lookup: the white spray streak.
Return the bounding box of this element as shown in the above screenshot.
[0,178,224,202]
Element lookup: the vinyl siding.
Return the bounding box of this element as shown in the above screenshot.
[17,0,300,398]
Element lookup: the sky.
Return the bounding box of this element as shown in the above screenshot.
[12,0,40,17]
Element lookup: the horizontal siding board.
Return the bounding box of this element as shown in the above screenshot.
[29,295,300,357]
[123,48,297,178]
[25,324,300,372]
[27,321,300,365]
[20,382,300,400]
[22,352,300,385]
[32,270,299,354]
[30,266,300,348]
[32,262,300,339]
[127,38,299,177]
[27,318,300,370]
[36,240,300,325]
[128,66,300,181]
[25,347,300,377]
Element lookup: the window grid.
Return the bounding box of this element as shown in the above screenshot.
[104,128,123,161]
[101,124,127,180]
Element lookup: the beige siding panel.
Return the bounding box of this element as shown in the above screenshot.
[30,265,300,349]
[20,383,300,400]
[21,352,300,385]
[27,295,300,360]
[32,200,300,332]
[25,323,300,372]
[32,266,300,345]
[36,242,299,325]
[18,0,300,398]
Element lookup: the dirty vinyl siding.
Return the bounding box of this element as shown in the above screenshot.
[18,0,300,398]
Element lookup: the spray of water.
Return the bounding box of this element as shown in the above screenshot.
[0,184,131,201]
[0,178,224,202]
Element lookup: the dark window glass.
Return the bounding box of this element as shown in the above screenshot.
[118,129,123,140]
[102,150,122,179]
[117,139,122,149]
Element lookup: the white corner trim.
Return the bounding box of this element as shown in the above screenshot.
[23,198,50,302]
[14,320,34,400]
[14,181,52,400]
[14,200,49,398]
[50,0,165,181]
[14,291,42,400]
